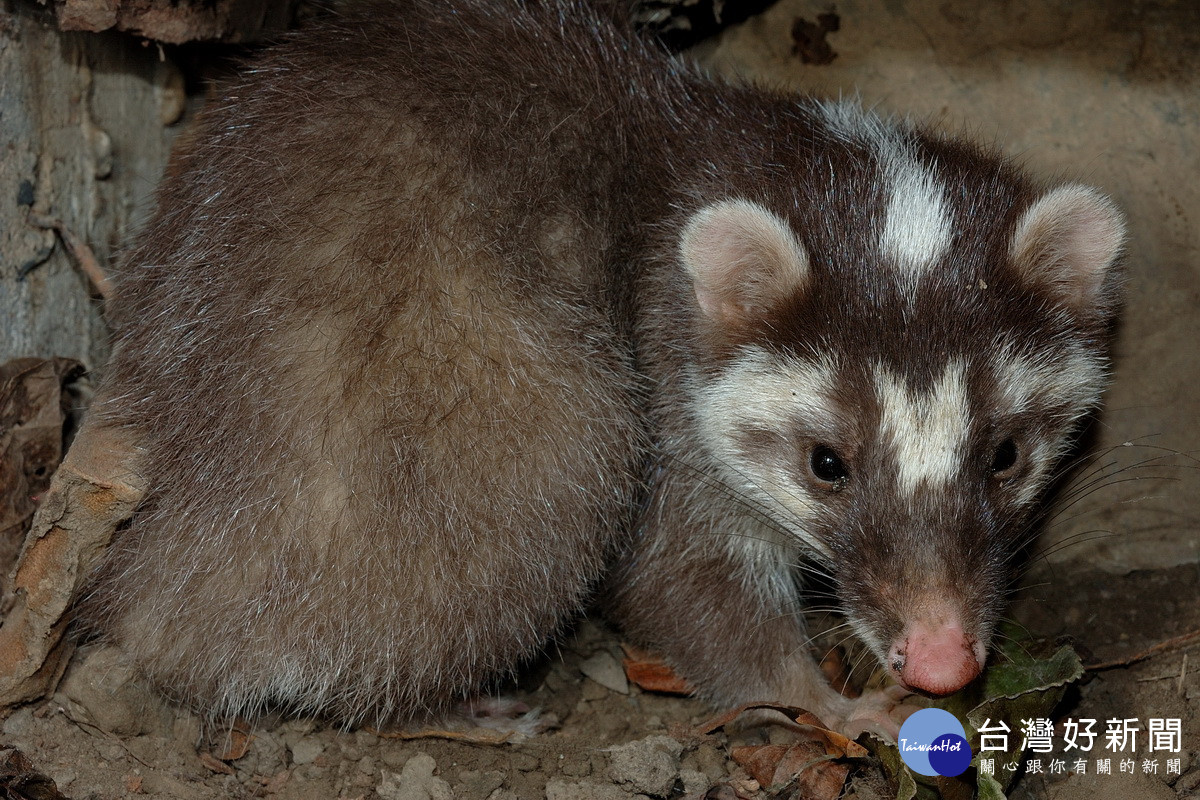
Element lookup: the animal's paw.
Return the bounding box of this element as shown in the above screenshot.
[826,685,922,742]
[454,696,550,737]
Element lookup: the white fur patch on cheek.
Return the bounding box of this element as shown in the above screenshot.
[691,348,839,557]
[694,349,838,439]
[1015,439,1056,507]
[991,344,1108,505]
[874,360,971,496]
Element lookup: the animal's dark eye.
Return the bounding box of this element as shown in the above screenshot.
[810,445,848,487]
[990,438,1018,476]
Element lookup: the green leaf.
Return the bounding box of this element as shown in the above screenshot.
[868,624,1085,799]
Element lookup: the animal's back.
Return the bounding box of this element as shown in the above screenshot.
[83,0,652,722]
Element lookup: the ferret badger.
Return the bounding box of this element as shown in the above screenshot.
[78,0,1123,735]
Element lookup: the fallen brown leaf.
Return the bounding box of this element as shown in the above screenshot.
[619,644,694,695]
[209,721,254,761]
[698,702,865,756]
[0,745,71,800]
[818,647,858,697]
[0,358,85,585]
[731,741,849,799]
[199,751,235,775]
[0,420,146,710]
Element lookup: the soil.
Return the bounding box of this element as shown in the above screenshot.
[2,562,1197,800]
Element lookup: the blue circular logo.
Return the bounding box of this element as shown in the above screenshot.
[897,708,972,777]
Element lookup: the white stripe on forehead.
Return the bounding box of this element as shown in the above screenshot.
[881,159,952,281]
[816,100,952,295]
[874,360,971,496]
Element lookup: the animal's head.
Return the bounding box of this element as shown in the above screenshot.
[679,130,1124,695]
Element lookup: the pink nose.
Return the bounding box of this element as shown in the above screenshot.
[890,619,983,696]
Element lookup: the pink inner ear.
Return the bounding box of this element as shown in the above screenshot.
[1011,185,1125,311]
[678,199,810,325]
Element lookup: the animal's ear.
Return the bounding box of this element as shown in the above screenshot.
[679,199,810,325]
[1009,185,1125,313]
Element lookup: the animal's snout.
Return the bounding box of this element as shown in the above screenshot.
[888,608,985,696]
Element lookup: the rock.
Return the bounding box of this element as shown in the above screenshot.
[607,735,684,797]
[455,769,506,800]
[679,768,710,795]
[510,753,540,772]
[377,753,452,800]
[578,651,629,695]
[277,717,317,747]
[291,737,325,765]
[49,767,77,789]
[381,745,416,768]
[2,707,34,739]
[1176,768,1200,793]
[57,646,165,736]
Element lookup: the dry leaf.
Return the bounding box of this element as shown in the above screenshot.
[818,647,857,696]
[0,745,71,800]
[619,644,694,695]
[209,721,254,761]
[731,741,849,799]
[0,358,85,587]
[698,702,867,799]
[0,419,146,710]
[698,702,868,757]
[199,751,235,775]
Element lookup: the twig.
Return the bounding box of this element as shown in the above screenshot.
[1085,628,1200,671]
[55,705,153,768]
[365,725,517,745]
[1133,654,1192,692]
[26,213,112,300]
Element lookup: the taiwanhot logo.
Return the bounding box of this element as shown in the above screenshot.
[897,708,973,777]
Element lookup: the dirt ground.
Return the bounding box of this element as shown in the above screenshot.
[3,565,1197,800]
[3,1,1198,799]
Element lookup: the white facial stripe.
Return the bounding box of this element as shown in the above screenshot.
[815,100,952,293]
[992,343,1108,506]
[1015,440,1055,507]
[696,349,837,433]
[692,348,838,558]
[994,343,1107,417]
[881,159,952,280]
[817,98,892,143]
[875,360,971,496]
